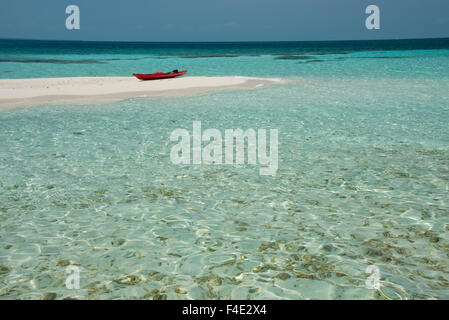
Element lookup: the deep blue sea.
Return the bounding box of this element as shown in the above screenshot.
[1,39,449,299]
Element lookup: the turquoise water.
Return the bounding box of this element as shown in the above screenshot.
[1,39,449,299]
[2,39,449,79]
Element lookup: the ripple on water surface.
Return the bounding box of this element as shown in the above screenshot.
[0,77,448,299]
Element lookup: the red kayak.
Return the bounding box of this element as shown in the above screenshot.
[133,70,187,80]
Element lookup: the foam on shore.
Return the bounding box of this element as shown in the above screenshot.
[0,76,286,110]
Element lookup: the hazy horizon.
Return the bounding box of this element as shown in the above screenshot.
[2,36,449,44]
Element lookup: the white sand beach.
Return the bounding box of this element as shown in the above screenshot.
[0,76,285,110]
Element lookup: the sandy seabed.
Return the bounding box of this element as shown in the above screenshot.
[0,76,285,110]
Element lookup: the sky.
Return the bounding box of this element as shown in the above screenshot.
[0,0,448,42]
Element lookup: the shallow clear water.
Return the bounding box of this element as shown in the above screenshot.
[0,40,449,299]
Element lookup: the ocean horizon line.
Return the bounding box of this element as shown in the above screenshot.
[1,36,449,45]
